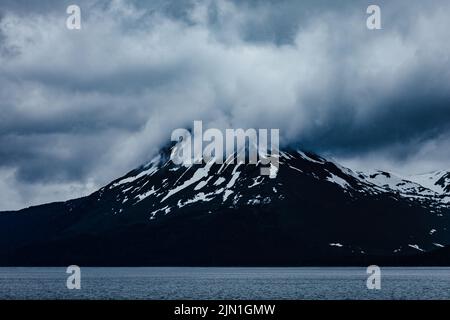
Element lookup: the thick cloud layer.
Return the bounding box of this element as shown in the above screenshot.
[0,0,450,210]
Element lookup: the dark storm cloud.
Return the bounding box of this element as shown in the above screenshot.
[301,64,450,154]
[0,0,450,210]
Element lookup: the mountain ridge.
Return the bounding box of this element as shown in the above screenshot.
[1,145,450,266]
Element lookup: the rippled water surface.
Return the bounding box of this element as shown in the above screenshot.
[1,267,449,300]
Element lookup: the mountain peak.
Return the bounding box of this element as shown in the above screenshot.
[1,144,450,266]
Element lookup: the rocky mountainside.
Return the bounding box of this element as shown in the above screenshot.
[0,144,449,266]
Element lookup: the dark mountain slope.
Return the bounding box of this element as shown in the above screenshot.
[0,146,449,266]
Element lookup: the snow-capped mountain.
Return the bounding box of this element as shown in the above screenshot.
[359,170,450,207]
[0,144,449,266]
[409,171,450,195]
[98,145,450,223]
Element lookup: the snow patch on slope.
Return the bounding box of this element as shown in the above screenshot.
[162,159,215,202]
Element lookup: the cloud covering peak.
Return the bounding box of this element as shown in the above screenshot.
[1,0,450,210]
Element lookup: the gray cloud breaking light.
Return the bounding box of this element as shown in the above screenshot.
[0,0,449,210]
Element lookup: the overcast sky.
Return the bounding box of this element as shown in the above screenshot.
[1,0,450,210]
